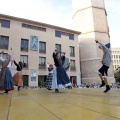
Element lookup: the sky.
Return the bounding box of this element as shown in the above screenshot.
[0,0,119,48]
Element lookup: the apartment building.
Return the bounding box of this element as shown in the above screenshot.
[111,48,120,70]
[0,14,81,87]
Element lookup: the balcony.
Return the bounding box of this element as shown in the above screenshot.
[21,47,28,52]
[39,64,46,69]
[70,67,76,71]
[23,63,29,69]
[70,53,75,57]
[39,49,46,54]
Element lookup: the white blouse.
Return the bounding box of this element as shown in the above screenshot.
[0,53,14,68]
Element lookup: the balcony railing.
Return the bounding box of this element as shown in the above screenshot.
[39,49,46,54]
[70,67,76,71]
[21,47,28,52]
[39,64,46,69]
[23,63,29,69]
[70,53,75,57]
[0,45,8,50]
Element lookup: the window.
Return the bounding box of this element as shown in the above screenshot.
[69,34,74,40]
[20,55,28,68]
[70,46,75,57]
[0,36,9,49]
[22,23,46,32]
[39,42,46,54]
[61,32,69,36]
[55,30,61,37]
[1,20,10,28]
[21,39,28,52]
[39,57,46,69]
[55,44,61,53]
[70,60,76,71]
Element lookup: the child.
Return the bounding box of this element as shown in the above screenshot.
[46,63,54,90]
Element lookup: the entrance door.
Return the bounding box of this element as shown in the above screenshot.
[70,76,77,87]
[23,75,29,87]
[38,75,47,87]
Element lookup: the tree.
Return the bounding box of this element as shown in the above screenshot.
[114,69,120,82]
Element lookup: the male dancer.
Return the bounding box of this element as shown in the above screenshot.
[95,40,111,92]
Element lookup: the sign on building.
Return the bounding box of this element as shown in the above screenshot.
[30,35,38,51]
[31,69,36,81]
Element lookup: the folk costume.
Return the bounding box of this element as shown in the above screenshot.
[12,61,23,91]
[52,52,71,92]
[0,54,14,94]
[46,63,54,90]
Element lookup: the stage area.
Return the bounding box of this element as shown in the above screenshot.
[0,88,120,120]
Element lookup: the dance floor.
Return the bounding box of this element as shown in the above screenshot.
[0,88,120,120]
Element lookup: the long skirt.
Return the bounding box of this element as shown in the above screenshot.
[51,67,71,89]
[0,67,14,91]
[46,73,53,89]
[13,71,23,87]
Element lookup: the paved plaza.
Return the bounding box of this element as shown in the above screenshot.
[0,88,120,120]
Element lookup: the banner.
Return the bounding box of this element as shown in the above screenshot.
[30,35,38,51]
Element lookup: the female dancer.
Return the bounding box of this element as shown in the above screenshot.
[0,51,14,94]
[12,60,24,91]
[52,51,71,92]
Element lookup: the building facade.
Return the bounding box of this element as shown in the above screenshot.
[72,0,115,84]
[111,48,120,70]
[0,14,81,87]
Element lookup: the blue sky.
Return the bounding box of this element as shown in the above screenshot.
[0,0,119,48]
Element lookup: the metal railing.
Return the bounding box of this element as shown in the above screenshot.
[39,49,46,54]
[39,64,46,69]
[70,67,76,71]
[70,53,75,57]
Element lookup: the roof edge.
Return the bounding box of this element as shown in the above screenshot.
[0,14,81,35]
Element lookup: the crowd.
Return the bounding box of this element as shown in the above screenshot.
[17,82,120,89]
[77,83,120,89]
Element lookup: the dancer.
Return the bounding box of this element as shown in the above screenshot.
[95,40,111,92]
[46,63,53,90]
[0,51,14,94]
[12,60,24,91]
[52,50,71,92]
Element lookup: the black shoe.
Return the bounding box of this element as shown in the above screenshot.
[55,89,59,93]
[100,80,105,87]
[104,85,110,93]
[67,86,72,89]
[18,86,20,91]
[47,88,52,90]
[4,90,8,94]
